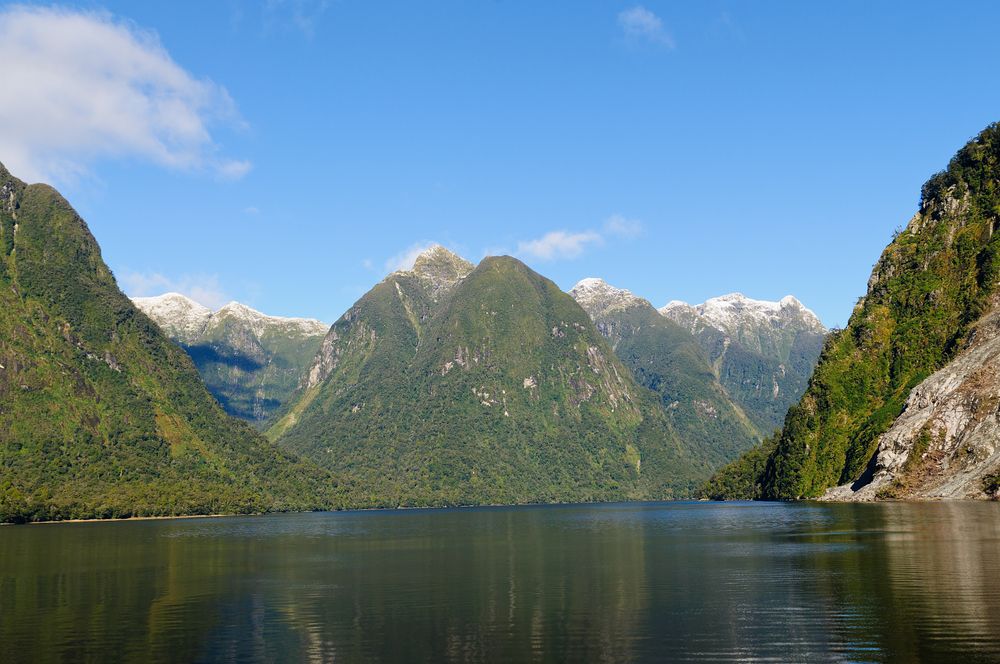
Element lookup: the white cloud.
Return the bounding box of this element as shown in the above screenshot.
[243,206,260,215]
[618,6,675,48]
[0,6,249,184]
[517,231,604,261]
[384,241,439,273]
[514,214,643,262]
[604,214,643,238]
[119,270,230,309]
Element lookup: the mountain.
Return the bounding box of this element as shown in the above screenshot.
[269,247,712,506]
[0,162,339,523]
[133,293,326,425]
[704,122,1000,501]
[569,278,760,465]
[660,293,826,435]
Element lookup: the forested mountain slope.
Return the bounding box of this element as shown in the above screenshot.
[0,163,339,522]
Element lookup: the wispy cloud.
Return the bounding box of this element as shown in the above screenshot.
[517,231,604,261]
[618,6,675,48]
[119,270,230,309]
[0,6,249,184]
[516,214,644,262]
[263,0,330,39]
[384,241,439,273]
[603,214,643,238]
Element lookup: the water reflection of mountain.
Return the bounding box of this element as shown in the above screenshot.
[3,504,1000,662]
[877,503,1000,661]
[267,506,650,661]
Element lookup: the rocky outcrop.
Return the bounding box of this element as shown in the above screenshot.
[302,246,472,390]
[717,123,1000,501]
[824,298,1000,501]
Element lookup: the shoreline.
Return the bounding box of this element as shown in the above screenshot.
[5,495,997,526]
[16,512,265,526]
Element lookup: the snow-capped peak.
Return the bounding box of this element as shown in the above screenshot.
[572,277,609,291]
[213,301,327,338]
[658,292,825,336]
[779,294,804,308]
[133,294,327,342]
[132,292,212,341]
[569,277,650,317]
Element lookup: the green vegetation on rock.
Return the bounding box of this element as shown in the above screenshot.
[706,123,1000,499]
[570,279,761,468]
[271,249,713,505]
[0,163,341,523]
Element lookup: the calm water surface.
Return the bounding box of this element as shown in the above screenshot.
[2,501,1000,662]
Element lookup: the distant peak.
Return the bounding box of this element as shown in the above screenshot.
[215,300,327,329]
[400,245,475,300]
[659,291,825,333]
[779,295,803,308]
[708,292,749,303]
[133,292,209,311]
[132,293,212,341]
[411,245,471,271]
[417,244,450,258]
[218,300,255,314]
[134,294,326,337]
[569,277,648,316]
[571,277,609,291]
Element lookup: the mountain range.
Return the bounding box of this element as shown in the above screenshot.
[660,293,827,435]
[260,246,827,506]
[133,293,326,426]
[268,247,713,505]
[0,154,833,522]
[569,279,761,466]
[704,122,1000,501]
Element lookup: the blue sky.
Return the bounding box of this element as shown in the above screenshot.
[3,2,1000,327]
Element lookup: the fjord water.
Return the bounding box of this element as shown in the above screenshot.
[2,503,1000,662]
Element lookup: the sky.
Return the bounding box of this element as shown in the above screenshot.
[3,2,1000,327]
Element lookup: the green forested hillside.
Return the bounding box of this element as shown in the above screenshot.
[271,250,711,505]
[570,279,761,468]
[0,164,340,522]
[705,123,1000,499]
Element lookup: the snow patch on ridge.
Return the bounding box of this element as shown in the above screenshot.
[133,293,328,342]
[569,277,650,317]
[659,292,825,337]
[132,292,212,341]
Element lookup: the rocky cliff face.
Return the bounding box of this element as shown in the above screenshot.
[133,294,327,425]
[706,122,1000,501]
[825,295,1000,501]
[660,293,827,435]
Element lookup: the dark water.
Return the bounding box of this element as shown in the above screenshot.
[2,502,1000,663]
